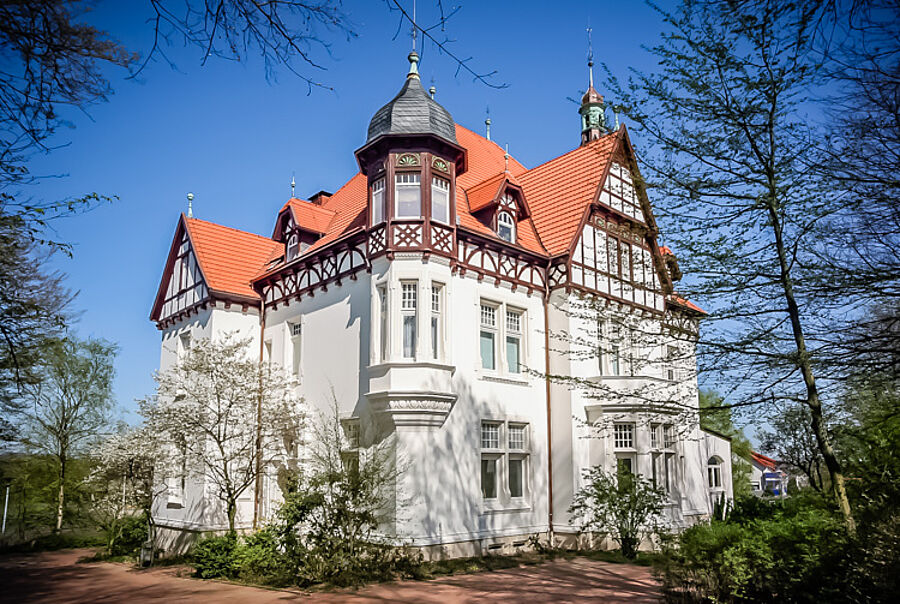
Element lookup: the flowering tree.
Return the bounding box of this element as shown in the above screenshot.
[140,334,303,534]
[89,425,163,553]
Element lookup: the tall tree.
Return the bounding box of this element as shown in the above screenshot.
[140,334,303,534]
[17,336,117,531]
[608,0,856,528]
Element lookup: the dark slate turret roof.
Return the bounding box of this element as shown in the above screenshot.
[366,53,457,145]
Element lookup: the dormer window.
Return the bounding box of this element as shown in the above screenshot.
[395,173,421,218]
[286,233,299,260]
[497,211,516,243]
[431,177,450,223]
[371,178,385,224]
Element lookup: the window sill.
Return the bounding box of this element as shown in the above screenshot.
[480,500,532,515]
[478,372,531,386]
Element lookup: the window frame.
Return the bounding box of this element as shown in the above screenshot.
[480,420,530,504]
[290,321,302,377]
[286,232,299,261]
[394,172,422,219]
[479,302,498,371]
[431,282,444,360]
[497,210,516,243]
[707,456,723,489]
[371,177,386,225]
[431,176,450,224]
[400,281,418,359]
[613,423,635,450]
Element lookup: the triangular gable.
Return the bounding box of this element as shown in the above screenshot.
[466,172,531,218]
[272,199,337,242]
[150,215,210,322]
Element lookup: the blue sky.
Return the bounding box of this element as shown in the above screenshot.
[27,1,668,420]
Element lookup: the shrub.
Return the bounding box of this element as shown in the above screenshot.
[192,534,239,579]
[656,510,851,602]
[569,467,668,559]
[109,515,148,557]
[231,528,290,585]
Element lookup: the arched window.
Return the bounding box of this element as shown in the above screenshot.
[286,233,299,261]
[497,211,516,243]
[707,456,723,489]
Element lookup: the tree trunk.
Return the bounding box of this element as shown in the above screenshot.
[55,455,66,533]
[767,200,856,533]
[227,499,236,535]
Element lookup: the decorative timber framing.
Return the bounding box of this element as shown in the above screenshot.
[254,230,369,310]
[454,228,547,294]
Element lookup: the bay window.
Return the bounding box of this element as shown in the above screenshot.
[401,281,417,358]
[431,177,450,223]
[395,173,421,218]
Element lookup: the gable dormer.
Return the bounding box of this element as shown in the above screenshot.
[467,172,531,245]
[273,199,337,262]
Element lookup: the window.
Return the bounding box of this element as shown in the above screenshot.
[431,177,450,223]
[508,424,526,450]
[614,423,634,449]
[481,422,500,449]
[481,421,530,502]
[395,173,421,218]
[178,333,191,358]
[480,303,497,370]
[666,345,678,381]
[708,457,723,489]
[497,211,516,243]
[617,456,634,479]
[431,283,443,360]
[377,286,388,361]
[401,282,417,358]
[290,322,302,377]
[650,423,659,449]
[480,422,500,499]
[663,424,674,449]
[506,309,523,373]
[286,233,299,260]
[371,178,385,224]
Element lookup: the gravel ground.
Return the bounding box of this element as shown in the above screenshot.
[0,548,661,603]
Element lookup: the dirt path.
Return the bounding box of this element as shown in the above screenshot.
[0,548,661,603]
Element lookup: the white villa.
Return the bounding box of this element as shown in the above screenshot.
[149,52,733,556]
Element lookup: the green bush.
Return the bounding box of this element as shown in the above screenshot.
[656,508,851,602]
[192,534,239,579]
[109,515,148,557]
[231,528,290,584]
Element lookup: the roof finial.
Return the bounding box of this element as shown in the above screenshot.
[587,24,594,89]
[504,143,509,173]
[291,172,296,198]
[186,192,194,218]
[485,106,492,141]
[614,106,620,130]
[429,77,436,99]
[407,50,420,78]
[411,0,417,51]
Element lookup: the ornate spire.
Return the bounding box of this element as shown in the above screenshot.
[407,50,419,79]
[579,24,607,145]
[186,192,194,218]
[485,106,492,141]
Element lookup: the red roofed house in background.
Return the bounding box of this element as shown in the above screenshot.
[149,50,731,556]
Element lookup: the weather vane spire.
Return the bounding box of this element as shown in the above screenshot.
[291,172,296,198]
[587,24,594,88]
[187,192,194,218]
[412,0,417,52]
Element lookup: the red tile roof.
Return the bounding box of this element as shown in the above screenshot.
[669,293,707,315]
[281,198,336,235]
[519,130,621,255]
[751,451,778,470]
[184,217,281,300]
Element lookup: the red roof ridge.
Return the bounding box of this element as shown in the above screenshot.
[521,130,620,178]
[750,451,779,469]
[185,216,274,244]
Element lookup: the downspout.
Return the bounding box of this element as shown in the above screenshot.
[253,301,266,530]
[544,261,554,544]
